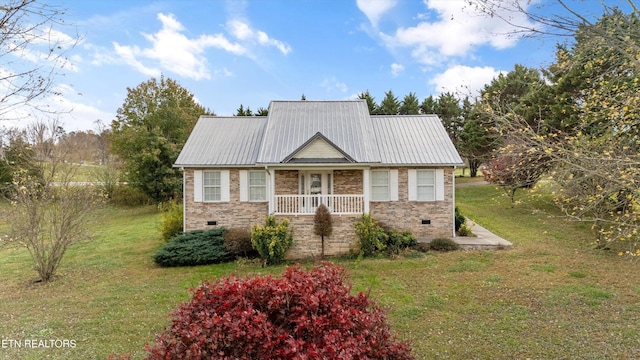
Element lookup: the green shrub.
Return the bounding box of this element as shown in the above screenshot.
[457,222,474,237]
[429,237,460,252]
[251,216,293,266]
[354,213,388,257]
[454,206,466,232]
[159,200,183,241]
[153,228,232,267]
[224,227,257,258]
[386,230,417,255]
[110,184,152,206]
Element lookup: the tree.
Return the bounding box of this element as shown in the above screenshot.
[0,0,79,119]
[235,104,253,116]
[474,3,640,255]
[399,92,420,115]
[378,90,400,115]
[313,204,332,258]
[358,90,378,114]
[420,95,437,114]
[3,121,101,282]
[434,92,463,148]
[458,97,495,177]
[110,76,209,202]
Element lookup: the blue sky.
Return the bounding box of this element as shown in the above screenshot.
[3,0,626,131]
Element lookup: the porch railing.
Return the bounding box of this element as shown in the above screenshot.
[274,194,364,215]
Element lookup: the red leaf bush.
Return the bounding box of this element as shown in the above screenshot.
[145,262,413,359]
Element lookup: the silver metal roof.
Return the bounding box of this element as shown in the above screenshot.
[256,100,381,163]
[371,115,464,165]
[175,101,464,167]
[174,116,267,166]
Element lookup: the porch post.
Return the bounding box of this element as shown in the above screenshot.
[267,167,275,214]
[363,168,370,213]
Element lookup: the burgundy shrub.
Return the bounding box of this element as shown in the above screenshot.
[145,262,413,360]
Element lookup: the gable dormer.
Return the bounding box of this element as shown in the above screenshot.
[282,132,355,163]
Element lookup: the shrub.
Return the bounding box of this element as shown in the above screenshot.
[386,229,418,255]
[223,227,257,258]
[159,200,183,241]
[429,237,460,252]
[251,216,293,266]
[314,204,333,258]
[144,263,414,360]
[110,184,152,206]
[457,222,474,237]
[354,213,388,257]
[153,228,232,267]
[454,206,466,232]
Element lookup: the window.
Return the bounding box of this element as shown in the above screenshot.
[416,170,435,201]
[203,171,221,201]
[248,171,266,201]
[371,170,389,201]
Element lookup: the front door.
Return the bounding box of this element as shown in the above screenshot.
[299,171,332,212]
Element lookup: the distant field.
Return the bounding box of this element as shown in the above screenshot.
[0,185,638,359]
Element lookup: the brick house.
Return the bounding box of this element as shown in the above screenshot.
[174,100,464,259]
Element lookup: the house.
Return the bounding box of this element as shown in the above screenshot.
[174,100,464,259]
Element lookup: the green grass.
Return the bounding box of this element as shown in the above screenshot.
[0,185,639,359]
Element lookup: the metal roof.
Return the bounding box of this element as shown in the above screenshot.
[175,101,464,167]
[371,115,464,165]
[174,116,267,166]
[256,100,381,163]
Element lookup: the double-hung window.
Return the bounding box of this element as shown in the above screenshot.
[416,170,435,201]
[248,171,267,201]
[371,170,389,201]
[203,171,221,201]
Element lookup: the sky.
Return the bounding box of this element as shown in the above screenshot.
[1,0,628,132]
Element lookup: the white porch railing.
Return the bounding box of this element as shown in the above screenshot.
[274,194,364,215]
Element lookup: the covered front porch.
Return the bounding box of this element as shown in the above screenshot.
[267,168,370,215]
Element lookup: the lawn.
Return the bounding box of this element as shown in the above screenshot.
[0,185,639,359]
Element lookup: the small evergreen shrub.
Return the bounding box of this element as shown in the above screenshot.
[354,213,388,257]
[454,206,466,232]
[457,222,474,237]
[153,228,232,267]
[159,200,183,241]
[144,262,414,359]
[223,227,257,258]
[386,229,418,255]
[251,216,293,265]
[429,237,460,252]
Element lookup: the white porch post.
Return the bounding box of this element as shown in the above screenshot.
[267,167,275,214]
[363,168,370,213]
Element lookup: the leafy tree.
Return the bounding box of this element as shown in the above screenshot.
[475,3,640,255]
[358,90,378,114]
[0,0,79,119]
[314,204,332,258]
[399,92,420,115]
[110,76,209,202]
[378,90,400,115]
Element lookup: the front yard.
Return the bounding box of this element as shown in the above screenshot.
[0,184,638,359]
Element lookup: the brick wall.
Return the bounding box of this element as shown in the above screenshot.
[333,169,363,194]
[183,166,456,259]
[370,167,455,240]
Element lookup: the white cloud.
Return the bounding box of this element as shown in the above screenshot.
[227,19,292,55]
[110,13,290,80]
[431,65,503,97]
[321,77,348,94]
[390,63,404,76]
[382,0,540,64]
[357,0,398,27]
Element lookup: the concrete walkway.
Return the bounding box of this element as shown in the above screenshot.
[454,219,513,250]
